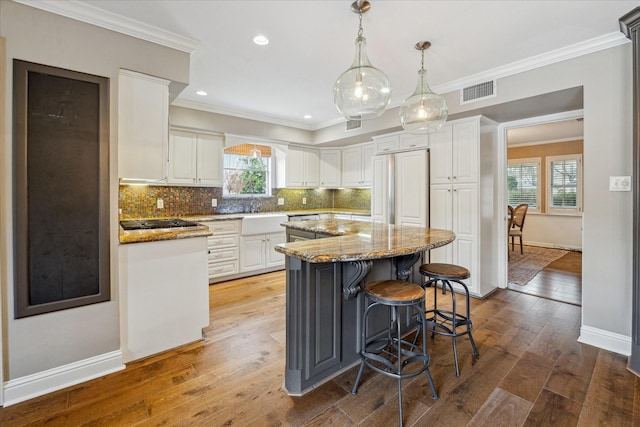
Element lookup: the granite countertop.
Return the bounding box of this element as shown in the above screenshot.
[118,225,212,244]
[184,208,371,222]
[118,209,371,244]
[275,219,455,263]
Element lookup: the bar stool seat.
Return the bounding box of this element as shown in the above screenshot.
[352,280,438,427]
[418,263,479,376]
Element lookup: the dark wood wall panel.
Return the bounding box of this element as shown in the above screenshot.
[13,60,110,318]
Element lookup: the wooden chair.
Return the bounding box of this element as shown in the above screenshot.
[508,206,514,259]
[509,203,528,254]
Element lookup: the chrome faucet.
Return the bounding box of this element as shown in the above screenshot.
[249,198,261,213]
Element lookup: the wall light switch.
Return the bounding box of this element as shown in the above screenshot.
[609,176,631,191]
[278,198,285,206]
[302,197,307,205]
[157,198,164,209]
[211,198,218,207]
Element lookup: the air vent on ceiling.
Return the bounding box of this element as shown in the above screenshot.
[345,118,362,131]
[460,80,496,104]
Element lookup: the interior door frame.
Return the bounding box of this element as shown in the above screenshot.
[496,109,584,289]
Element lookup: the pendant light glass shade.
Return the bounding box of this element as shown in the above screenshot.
[334,2,391,121]
[399,43,448,134]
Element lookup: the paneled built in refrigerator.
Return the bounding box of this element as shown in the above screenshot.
[371,149,429,227]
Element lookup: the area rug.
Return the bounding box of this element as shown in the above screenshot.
[508,246,569,286]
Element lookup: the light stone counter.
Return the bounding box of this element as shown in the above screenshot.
[118,225,211,244]
[275,219,455,263]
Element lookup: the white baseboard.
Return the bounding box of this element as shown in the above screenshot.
[578,325,631,356]
[3,350,125,406]
[523,241,582,251]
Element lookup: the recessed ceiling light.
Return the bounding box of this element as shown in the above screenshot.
[196,90,208,96]
[253,35,269,46]
[303,114,312,119]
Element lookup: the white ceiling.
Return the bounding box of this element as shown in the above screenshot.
[507,119,583,146]
[28,0,636,131]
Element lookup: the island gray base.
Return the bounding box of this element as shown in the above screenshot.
[284,254,424,395]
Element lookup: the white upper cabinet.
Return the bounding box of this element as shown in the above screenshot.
[399,133,429,150]
[168,129,223,186]
[319,149,342,188]
[196,133,224,186]
[286,146,319,188]
[429,120,479,185]
[372,131,428,153]
[373,134,399,153]
[118,70,169,182]
[342,143,374,187]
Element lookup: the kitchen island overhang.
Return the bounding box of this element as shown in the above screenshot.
[275,220,455,395]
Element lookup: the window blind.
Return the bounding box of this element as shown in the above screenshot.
[550,158,578,208]
[507,161,538,208]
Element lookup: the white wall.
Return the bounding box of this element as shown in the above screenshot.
[465,45,633,350]
[0,0,191,397]
[170,105,313,145]
[520,214,582,250]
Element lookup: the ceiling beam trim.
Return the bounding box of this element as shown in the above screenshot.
[433,32,629,95]
[12,0,200,53]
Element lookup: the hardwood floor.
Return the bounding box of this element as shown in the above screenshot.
[508,250,582,306]
[1,269,637,426]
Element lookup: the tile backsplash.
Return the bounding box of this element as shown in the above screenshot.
[119,186,371,219]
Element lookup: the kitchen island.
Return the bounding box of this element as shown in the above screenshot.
[274,219,455,395]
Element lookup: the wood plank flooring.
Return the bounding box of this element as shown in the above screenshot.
[1,269,637,426]
[508,250,582,306]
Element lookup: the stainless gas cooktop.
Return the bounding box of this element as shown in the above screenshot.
[119,218,200,230]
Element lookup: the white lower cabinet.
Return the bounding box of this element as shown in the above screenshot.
[118,237,209,363]
[430,184,478,290]
[240,232,286,272]
[202,220,241,282]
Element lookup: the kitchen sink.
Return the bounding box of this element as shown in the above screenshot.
[241,213,288,235]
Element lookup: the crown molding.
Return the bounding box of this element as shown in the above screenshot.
[171,98,314,131]
[12,0,200,53]
[433,31,630,95]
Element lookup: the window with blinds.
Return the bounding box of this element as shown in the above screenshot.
[223,143,271,196]
[547,154,582,213]
[507,158,540,210]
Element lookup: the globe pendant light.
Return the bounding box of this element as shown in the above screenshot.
[334,0,391,121]
[399,41,448,134]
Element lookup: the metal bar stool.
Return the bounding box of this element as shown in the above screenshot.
[417,263,479,376]
[352,280,438,427]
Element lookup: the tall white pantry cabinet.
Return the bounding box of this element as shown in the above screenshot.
[429,116,499,298]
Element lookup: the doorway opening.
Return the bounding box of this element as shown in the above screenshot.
[498,111,583,305]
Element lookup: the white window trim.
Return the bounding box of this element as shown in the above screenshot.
[507,157,541,213]
[546,154,582,215]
